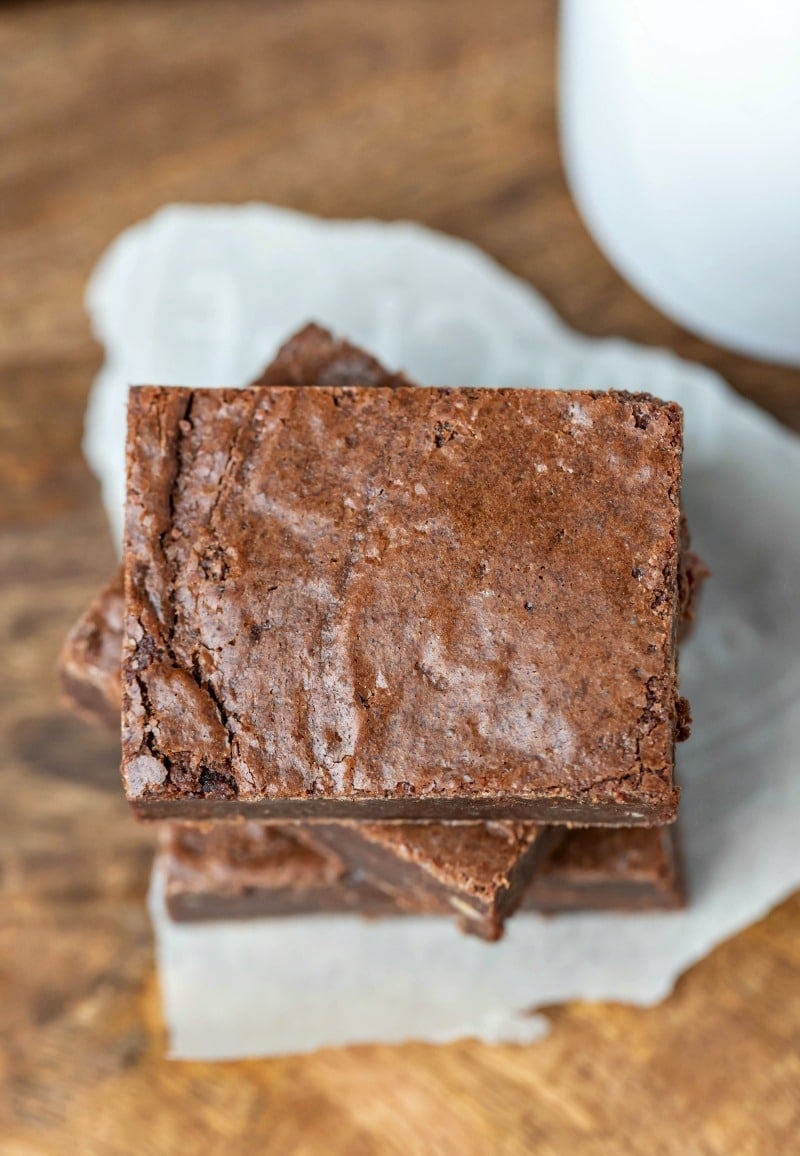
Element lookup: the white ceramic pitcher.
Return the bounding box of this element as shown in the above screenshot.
[559,0,800,366]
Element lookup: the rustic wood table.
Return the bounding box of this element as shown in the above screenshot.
[2,3,799,1152]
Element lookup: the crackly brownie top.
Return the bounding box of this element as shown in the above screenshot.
[123,384,683,808]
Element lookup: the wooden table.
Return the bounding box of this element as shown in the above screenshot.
[2,3,799,1152]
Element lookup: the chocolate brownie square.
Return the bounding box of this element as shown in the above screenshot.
[124,382,687,823]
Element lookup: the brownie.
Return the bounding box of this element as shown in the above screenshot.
[124,381,687,823]
[254,322,409,390]
[306,821,562,940]
[523,826,684,912]
[61,330,561,936]
[58,570,125,730]
[164,819,559,941]
[165,819,344,892]
[160,819,684,923]
[161,821,395,922]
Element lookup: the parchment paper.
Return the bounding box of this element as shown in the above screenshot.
[84,204,800,1059]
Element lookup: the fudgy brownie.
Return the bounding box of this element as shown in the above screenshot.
[165,821,563,941]
[62,329,564,935]
[304,821,562,940]
[62,325,695,937]
[523,826,683,912]
[161,821,396,922]
[253,322,409,391]
[160,819,684,923]
[124,381,688,823]
[59,570,125,730]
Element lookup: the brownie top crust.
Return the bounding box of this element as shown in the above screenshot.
[123,383,684,822]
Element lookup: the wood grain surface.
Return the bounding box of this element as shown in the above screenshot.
[1,3,799,1153]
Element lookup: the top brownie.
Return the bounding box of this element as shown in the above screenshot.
[123,382,685,824]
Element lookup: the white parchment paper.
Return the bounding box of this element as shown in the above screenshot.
[84,205,800,1059]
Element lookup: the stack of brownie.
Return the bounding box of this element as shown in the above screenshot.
[60,325,705,942]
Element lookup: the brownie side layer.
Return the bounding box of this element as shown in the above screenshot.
[523,826,684,912]
[165,881,398,923]
[162,822,395,921]
[160,819,684,923]
[124,383,686,823]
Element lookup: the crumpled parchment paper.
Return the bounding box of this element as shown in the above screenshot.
[83,205,800,1059]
